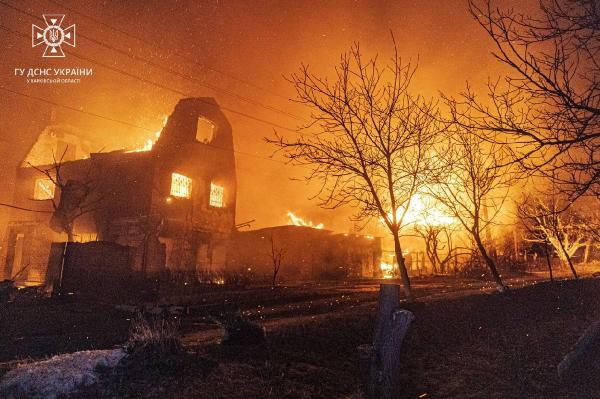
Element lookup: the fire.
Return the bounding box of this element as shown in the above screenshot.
[387,192,455,226]
[380,261,395,279]
[128,116,168,152]
[286,211,324,229]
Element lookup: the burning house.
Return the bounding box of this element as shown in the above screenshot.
[2,98,236,287]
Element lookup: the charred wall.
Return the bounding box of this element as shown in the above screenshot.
[150,98,237,271]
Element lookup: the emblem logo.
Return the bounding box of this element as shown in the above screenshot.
[32,14,76,58]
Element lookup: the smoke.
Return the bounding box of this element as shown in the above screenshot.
[0,0,536,235]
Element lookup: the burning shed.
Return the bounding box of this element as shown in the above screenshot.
[2,98,237,286]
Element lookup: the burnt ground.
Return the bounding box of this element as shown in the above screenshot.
[3,275,600,398]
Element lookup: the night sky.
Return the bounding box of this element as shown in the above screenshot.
[0,0,534,236]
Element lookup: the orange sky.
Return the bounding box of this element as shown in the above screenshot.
[0,0,538,236]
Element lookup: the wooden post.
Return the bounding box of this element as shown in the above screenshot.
[358,284,415,399]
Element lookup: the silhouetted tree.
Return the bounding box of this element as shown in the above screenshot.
[429,129,513,291]
[30,147,102,242]
[268,234,285,288]
[267,38,441,300]
[445,0,600,198]
[414,222,462,275]
[519,194,589,279]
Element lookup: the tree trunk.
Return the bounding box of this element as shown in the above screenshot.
[393,233,413,301]
[557,238,578,279]
[474,234,507,292]
[358,284,414,399]
[584,242,591,264]
[513,229,519,261]
[425,240,438,275]
[426,250,438,275]
[544,243,554,282]
[272,263,279,288]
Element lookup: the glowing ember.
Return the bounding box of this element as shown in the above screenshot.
[380,261,395,279]
[286,211,324,229]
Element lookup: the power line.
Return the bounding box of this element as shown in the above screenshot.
[0,0,305,122]
[46,0,294,102]
[0,85,155,132]
[0,85,290,165]
[0,23,304,135]
[0,202,52,213]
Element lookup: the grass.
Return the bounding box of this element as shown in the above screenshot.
[126,312,182,356]
[5,276,600,397]
[88,278,600,398]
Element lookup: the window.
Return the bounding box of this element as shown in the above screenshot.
[209,183,224,207]
[170,173,192,198]
[196,118,215,143]
[33,178,55,200]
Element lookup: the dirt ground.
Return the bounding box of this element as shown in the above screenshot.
[3,274,600,398]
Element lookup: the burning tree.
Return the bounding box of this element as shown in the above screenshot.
[429,129,513,291]
[30,148,103,242]
[267,38,441,300]
[447,0,600,198]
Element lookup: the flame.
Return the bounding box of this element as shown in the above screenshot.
[386,192,455,227]
[286,211,324,229]
[380,261,395,279]
[128,116,168,152]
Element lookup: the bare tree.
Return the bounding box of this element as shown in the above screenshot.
[429,129,513,292]
[269,234,285,288]
[519,213,556,282]
[518,194,589,278]
[414,222,464,275]
[445,0,600,198]
[414,224,444,274]
[30,147,103,242]
[267,38,441,300]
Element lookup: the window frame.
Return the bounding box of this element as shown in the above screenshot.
[33,178,56,200]
[209,182,225,208]
[170,172,192,199]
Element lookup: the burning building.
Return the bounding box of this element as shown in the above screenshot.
[227,225,382,280]
[2,98,236,286]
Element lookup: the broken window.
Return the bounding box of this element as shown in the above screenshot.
[170,173,192,198]
[33,178,55,200]
[209,183,224,208]
[196,118,215,143]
